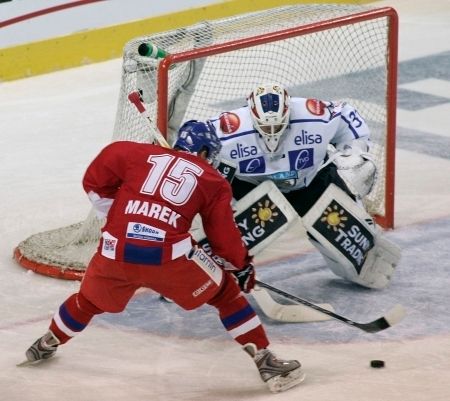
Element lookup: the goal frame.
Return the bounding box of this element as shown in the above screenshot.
[156,7,398,229]
[13,5,400,282]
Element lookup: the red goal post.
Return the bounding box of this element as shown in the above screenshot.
[14,4,398,280]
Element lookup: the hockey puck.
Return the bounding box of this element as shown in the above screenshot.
[370,360,385,368]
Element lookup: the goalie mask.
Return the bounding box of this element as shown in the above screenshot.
[247,84,290,154]
[174,120,222,167]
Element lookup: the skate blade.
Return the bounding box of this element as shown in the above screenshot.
[267,367,306,393]
[17,355,55,367]
[16,359,36,367]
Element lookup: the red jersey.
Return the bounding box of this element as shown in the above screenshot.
[83,141,248,268]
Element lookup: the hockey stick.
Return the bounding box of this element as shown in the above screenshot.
[128,90,336,323]
[127,91,171,148]
[255,280,406,333]
[127,91,238,182]
[195,182,335,323]
[252,286,335,323]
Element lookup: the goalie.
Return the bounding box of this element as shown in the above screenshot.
[194,83,401,290]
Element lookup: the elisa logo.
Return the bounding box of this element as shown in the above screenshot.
[306,99,326,116]
[219,112,240,134]
[229,143,258,159]
[294,129,322,145]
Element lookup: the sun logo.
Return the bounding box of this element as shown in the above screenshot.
[251,199,278,228]
[320,204,347,231]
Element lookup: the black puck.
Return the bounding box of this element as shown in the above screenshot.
[370,360,385,368]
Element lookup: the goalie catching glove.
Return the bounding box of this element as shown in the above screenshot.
[326,139,378,199]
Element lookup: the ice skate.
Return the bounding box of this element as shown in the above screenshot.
[18,330,60,366]
[243,343,305,393]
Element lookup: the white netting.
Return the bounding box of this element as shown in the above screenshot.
[15,4,396,277]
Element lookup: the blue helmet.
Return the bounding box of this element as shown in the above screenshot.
[174,120,222,167]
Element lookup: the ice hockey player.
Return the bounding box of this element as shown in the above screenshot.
[204,83,401,290]
[21,120,304,393]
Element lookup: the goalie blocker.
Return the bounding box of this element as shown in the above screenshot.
[302,184,401,289]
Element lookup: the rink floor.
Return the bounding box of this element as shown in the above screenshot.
[1,1,449,400]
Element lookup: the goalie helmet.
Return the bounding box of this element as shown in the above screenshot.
[247,84,290,154]
[174,120,222,167]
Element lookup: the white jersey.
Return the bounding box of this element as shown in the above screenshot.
[210,97,370,192]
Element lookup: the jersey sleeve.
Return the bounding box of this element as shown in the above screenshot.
[201,180,250,269]
[331,102,371,151]
[82,141,134,217]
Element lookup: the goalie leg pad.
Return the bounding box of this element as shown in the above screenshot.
[193,180,299,257]
[355,236,401,289]
[302,184,401,289]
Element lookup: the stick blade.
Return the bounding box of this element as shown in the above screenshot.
[384,303,407,326]
[356,304,406,333]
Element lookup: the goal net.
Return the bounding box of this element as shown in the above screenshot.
[14,4,398,280]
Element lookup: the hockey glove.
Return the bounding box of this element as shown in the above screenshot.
[327,143,377,198]
[232,264,255,293]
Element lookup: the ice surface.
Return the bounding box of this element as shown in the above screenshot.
[1,1,450,400]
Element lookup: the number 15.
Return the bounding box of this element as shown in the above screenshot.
[141,154,204,206]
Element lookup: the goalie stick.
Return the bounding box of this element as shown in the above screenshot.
[256,280,406,333]
[193,181,335,323]
[251,286,335,323]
